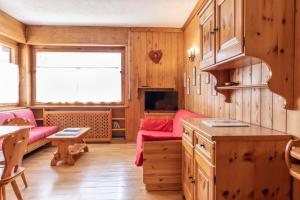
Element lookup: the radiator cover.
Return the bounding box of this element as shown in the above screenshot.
[44,111,112,142]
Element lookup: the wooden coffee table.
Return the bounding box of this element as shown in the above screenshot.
[47,128,90,166]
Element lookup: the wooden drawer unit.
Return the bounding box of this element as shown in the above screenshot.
[183,124,194,145]
[194,130,215,164]
[181,117,292,200]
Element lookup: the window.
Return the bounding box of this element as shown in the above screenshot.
[34,48,124,104]
[0,44,19,105]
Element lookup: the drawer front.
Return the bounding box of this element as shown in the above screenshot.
[183,125,194,145]
[194,130,215,164]
[194,147,214,176]
[182,136,194,156]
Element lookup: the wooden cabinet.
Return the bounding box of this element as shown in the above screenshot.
[200,0,243,69]
[182,138,194,200]
[199,0,215,68]
[215,0,243,62]
[197,0,295,109]
[182,118,292,200]
[194,162,210,200]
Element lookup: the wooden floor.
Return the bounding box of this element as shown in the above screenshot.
[6,143,182,200]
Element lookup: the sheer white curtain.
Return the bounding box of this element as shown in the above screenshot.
[35,52,122,103]
[0,61,19,104]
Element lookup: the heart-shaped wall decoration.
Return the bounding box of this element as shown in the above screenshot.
[148,50,163,64]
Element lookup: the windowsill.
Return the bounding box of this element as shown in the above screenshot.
[0,106,26,112]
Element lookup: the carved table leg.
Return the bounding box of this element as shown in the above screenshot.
[66,154,75,165]
[51,151,60,166]
[83,145,89,152]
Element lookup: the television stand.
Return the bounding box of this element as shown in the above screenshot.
[144,112,176,120]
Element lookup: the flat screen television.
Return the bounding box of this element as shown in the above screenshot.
[144,91,178,112]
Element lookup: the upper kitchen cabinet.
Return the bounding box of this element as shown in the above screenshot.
[199,0,215,68]
[215,0,243,63]
[198,0,295,109]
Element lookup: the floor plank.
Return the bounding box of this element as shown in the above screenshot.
[6,144,183,200]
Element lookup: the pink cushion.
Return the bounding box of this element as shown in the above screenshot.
[13,109,37,127]
[172,109,207,137]
[135,130,180,167]
[29,126,59,144]
[139,119,173,132]
[0,112,15,125]
[28,129,45,144]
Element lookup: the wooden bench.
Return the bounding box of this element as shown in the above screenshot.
[143,140,182,191]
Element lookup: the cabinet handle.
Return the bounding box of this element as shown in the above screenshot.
[200,144,206,150]
[190,178,196,184]
[210,31,215,34]
[214,28,219,32]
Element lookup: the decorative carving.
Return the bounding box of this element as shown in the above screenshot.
[148,50,163,64]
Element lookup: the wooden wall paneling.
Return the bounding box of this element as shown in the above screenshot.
[26,26,129,45]
[163,32,171,88]
[160,32,167,88]
[151,32,159,87]
[272,94,287,132]
[126,32,141,141]
[206,73,212,117]
[251,63,262,125]
[139,32,147,87]
[177,33,184,109]
[146,32,153,87]
[127,30,182,141]
[242,66,252,123]
[0,11,25,43]
[260,63,273,129]
[218,71,230,119]
[171,33,178,89]
[213,75,219,118]
[260,88,273,129]
[235,68,243,120]
[229,70,237,119]
[192,68,199,113]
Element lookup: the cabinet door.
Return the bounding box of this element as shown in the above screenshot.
[215,0,243,62]
[199,0,215,69]
[194,162,210,200]
[182,144,194,200]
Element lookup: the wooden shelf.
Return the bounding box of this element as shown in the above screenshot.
[290,164,300,181]
[112,118,125,120]
[111,136,126,144]
[112,128,126,131]
[217,84,268,90]
[291,147,300,160]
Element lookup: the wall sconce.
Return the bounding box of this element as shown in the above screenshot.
[188,48,196,62]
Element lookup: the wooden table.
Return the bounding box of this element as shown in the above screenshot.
[47,128,90,166]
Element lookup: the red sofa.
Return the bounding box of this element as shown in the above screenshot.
[135,109,206,166]
[0,109,58,152]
